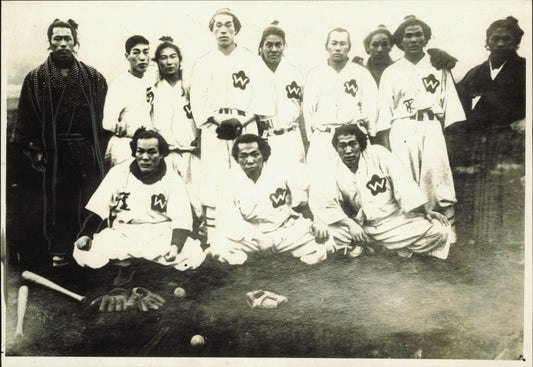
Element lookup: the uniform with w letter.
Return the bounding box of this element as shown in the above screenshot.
[376,16,465,243]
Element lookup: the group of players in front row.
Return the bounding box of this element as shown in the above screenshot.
[72,9,525,272]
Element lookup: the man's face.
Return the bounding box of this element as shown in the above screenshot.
[50,27,75,62]
[158,47,180,78]
[237,142,264,180]
[135,138,162,173]
[401,24,426,58]
[326,31,350,63]
[126,43,150,77]
[213,14,236,48]
[367,33,392,62]
[336,134,361,170]
[261,34,285,67]
[486,27,516,57]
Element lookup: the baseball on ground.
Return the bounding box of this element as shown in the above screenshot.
[173,287,186,298]
[190,334,205,346]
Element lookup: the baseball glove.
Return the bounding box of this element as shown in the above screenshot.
[246,289,288,309]
[216,118,243,140]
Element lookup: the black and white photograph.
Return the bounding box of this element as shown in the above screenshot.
[1,1,531,366]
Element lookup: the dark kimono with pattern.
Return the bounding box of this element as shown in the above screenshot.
[10,55,108,261]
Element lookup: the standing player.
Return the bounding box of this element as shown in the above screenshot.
[258,21,305,165]
[73,128,205,271]
[150,36,201,218]
[10,19,108,267]
[310,125,451,259]
[190,8,275,242]
[103,35,153,166]
[376,16,465,242]
[303,28,378,170]
[210,134,330,265]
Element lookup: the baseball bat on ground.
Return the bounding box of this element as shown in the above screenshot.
[14,285,28,340]
[21,270,87,303]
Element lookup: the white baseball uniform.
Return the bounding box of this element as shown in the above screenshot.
[303,61,378,172]
[377,55,465,212]
[310,145,451,259]
[103,72,153,166]
[150,78,201,217]
[262,58,305,165]
[73,159,201,269]
[210,162,327,265]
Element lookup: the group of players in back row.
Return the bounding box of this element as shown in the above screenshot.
[12,8,525,272]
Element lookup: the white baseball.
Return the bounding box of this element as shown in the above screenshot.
[173,287,186,298]
[190,334,205,346]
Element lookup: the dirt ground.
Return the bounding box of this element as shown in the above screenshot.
[1,102,527,362]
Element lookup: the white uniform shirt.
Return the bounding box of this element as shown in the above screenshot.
[264,58,303,129]
[216,162,308,241]
[190,46,275,127]
[311,145,426,226]
[151,78,197,150]
[303,62,378,136]
[103,72,153,137]
[377,55,465,131]
[86,160,193,231]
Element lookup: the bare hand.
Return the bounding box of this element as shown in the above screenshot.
[424,210,449,226]
[346,220,370,243]
[75,235,92,251]
[310,220,329,244]
[25,150,47,172]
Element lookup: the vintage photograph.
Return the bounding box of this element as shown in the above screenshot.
[1,1,531,366]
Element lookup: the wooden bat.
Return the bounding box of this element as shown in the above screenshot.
[21,271,87,303]
[14,285,28,340]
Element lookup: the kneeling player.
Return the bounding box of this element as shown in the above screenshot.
[310,124,451,259]
[209,134,330,265]
[73,128,205,271]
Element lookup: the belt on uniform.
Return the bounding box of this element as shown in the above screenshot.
[311,125,342,133]
[218,107,246,116]
[410,110,435,121]
[170,147,194,154]
[270,125,298,136]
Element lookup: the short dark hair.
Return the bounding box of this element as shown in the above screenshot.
[232,134,271,162]
[125,35,149,54]
[153,37,183,80]
[392,15,432,50]
[47,18,79,47]
[325,28,351,50]
[258,21,286,55]
[486,16,524,46]
[209,8,241,34]
[331,124,368,152]
[363,25,393,51]
[130,128,170,157]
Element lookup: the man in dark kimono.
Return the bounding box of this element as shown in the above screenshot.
[454,16,525,169]
[10,19,108,268]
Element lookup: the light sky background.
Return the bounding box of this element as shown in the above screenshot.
[1,0,531,98]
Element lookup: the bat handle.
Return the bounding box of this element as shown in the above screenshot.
[15,285,29,340]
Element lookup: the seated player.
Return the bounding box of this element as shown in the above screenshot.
[209,134,330,265]
[73,128,205,271]
[310,124,452,259]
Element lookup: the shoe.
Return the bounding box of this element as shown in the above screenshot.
[52,255,69,267]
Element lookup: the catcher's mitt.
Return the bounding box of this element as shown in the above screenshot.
[246,289,288,309]
[216,118,243,140]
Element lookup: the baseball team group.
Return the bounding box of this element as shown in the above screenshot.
[10,8,526,302]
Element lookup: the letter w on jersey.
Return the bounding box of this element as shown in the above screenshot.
[285,81,301,99]
[344,79,358,97]
[269,187,288,208]
[232,70,250,90]
[366,175,387,196]
[151,193,167,212]
[422,74,440,93]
